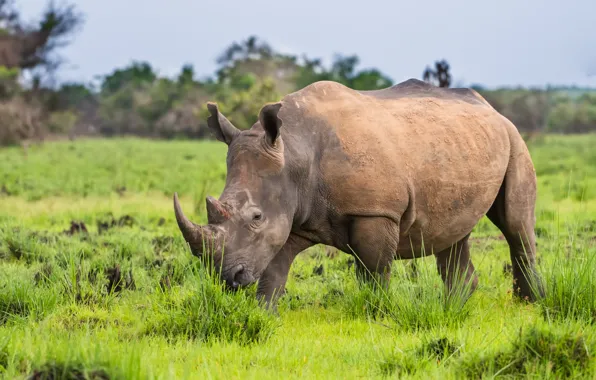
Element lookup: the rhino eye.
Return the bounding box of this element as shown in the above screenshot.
[253,212,262,221]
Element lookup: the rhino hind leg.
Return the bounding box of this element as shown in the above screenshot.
[435,233,479,300]
[485,146,544,302]
[348,217,399,289]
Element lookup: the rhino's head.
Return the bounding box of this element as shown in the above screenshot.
[173,101,297,289]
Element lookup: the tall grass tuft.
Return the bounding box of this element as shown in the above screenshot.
[343,255,475,331]
[0,270,60,325]
[142,249,279,345]
[530,218,596,324]
[458,324,594,378]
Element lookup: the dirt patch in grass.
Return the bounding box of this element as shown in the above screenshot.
[96,214,135,234]
[105,265,136,294]
[63,221,88,236]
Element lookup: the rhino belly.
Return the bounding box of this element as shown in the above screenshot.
[397,169,505,258]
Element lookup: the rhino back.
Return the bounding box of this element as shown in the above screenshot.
[279,79,515,254]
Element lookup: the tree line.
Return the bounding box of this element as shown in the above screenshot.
[1,1,595,146]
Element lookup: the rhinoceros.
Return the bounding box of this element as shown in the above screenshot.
[173,78,544,309]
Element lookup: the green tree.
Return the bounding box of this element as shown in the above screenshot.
[100,61,157,95]
[506,90,551,132]
[216,35,274,81]
[547,101,575,132]
[177,64,196,87]
[53,82,95,109]
[294,54,392,91]
[350,69,393,90]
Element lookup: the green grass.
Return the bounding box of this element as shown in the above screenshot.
[0,134,596,378]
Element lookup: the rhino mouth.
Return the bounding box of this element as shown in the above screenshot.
[223,264,256,290]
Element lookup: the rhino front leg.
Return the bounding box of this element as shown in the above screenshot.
[435,233,479,300]
[349,217,399,289]
[256,233,313,311]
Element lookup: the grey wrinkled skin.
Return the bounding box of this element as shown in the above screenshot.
[173,78,545,311]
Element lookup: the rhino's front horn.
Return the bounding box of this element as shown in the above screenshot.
[173,192,205,249]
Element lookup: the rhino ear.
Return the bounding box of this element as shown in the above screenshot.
[207,102,240,145]
[259,102,283,146]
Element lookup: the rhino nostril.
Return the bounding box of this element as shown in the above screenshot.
[233,266,245,287]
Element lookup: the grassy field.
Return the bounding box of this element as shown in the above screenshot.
[1,134,596,379]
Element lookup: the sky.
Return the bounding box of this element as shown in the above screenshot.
[17,0,596,89]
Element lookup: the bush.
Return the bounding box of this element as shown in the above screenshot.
[0,97,46,146]
[0,66,21,99]
[47,110,78,135]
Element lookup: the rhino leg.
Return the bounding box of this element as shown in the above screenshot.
[256,233,313,311]
[486,154,544,301]
[435,233,478,299]
[349,217,398,289]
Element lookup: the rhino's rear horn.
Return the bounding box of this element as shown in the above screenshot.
[173,192,205,248]
[206,196,229,224]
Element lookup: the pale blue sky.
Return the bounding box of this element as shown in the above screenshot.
[17,0,596,88]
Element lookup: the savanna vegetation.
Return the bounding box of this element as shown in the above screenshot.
[2,1,596,379]
[1,1,596,147]
[0,134,595,379]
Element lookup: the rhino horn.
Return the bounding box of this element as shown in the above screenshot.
[206,195,229,224]
[173,192,205,249]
